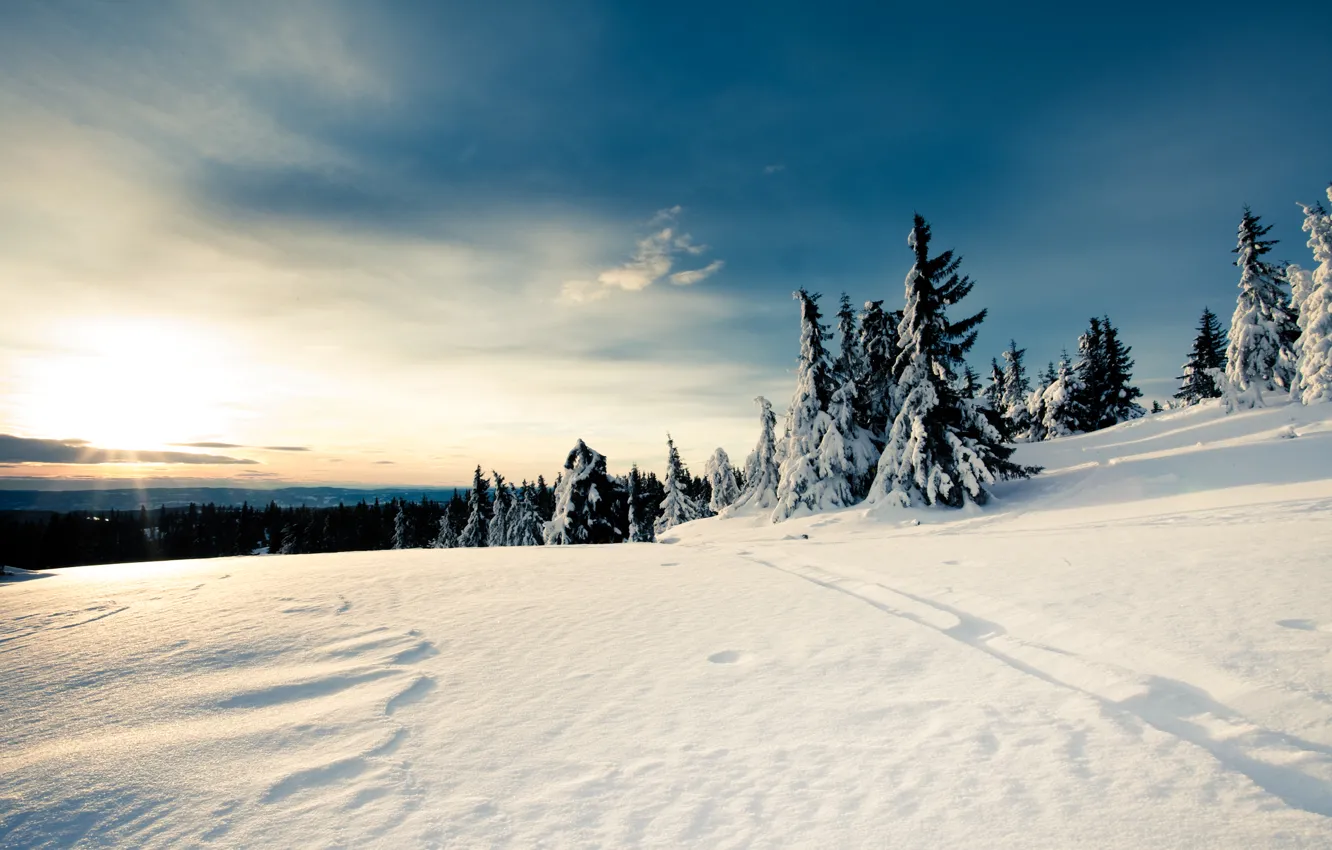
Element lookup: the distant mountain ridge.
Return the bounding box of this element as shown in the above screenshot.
[0,486,465,513]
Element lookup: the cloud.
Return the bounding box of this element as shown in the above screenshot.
[563,207,724,302]
[669,259,725,286]
[374,460,396,465]
[763,164,786,174]
[0,435,255,465]
[171,442,312,452]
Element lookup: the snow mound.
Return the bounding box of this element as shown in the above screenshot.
[3,400,1332,847]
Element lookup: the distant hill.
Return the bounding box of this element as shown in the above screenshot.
[0,486,464,513]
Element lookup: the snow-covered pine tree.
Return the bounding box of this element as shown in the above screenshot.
[458,466,490,548]
[704,448,740,514]
[857,299,903,436]
[655,434,701,534]
[815,379,881,506]
[1175,307,1228,404]
[868,215,1027,507]
[391,502,414,550]
[773,289,837,521]
[505,482,544,546]
[431,516,458,549]
[835,293,871,427]
[984,358,1006,414]
[1040,354,1086,439]
[627,465,655,542]
[730,396,780,512]
[1097,318,1144,426]
[1073,317,1107,430]
[1294,191,1332,404]
[999,340,1032,435]
[1225,207,1300,408]
[544,440,625,545]
[1023,362,1058,441]
[486,472,510,547]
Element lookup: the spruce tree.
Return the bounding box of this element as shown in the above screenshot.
[431,516,458,549]
[655,435,701,533]
[703,448,740,514]
[814,380,880,506]
[868,215,1026,508]
[1040,354,1086,438]
[857,299,903,436]
[1097,317,1144,426]
[391,502,414,550]
[544,440,625,545]
[458,466,490,548]
[984,358,1006,417]
[486,472,510,547]
[505,482,544,546]
[731,396,780,512]
[1175,307,1228,404]
[1225,207,1300,407]
[999,340,1032,423]
[773,289,837,520]
[1294,190,1332,404]
[627,465,655,542]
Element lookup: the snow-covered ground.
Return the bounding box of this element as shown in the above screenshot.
[4,400,1332,848]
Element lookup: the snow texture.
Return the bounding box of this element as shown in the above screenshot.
[5,400,1332,848]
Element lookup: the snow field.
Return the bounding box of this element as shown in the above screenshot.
[3,399,1332,847]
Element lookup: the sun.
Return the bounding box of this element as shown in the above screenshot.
[11,317,243,450]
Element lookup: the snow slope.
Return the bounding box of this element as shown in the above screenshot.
[3,399,1332,848]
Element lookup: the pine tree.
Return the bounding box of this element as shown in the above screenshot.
[430,516,458,549]
[814,380,880,507]
[868,215,1027,507]
[391,502,414,550]
[458,466,490,548]
[1294,190,1332,404]
[486,472,510,548]
[544,440,625,545]
[1175,307,1228,404]
[627,465,655,542]
[835,293,871,427]
[773,289,837,520]
[505,482,544,546]
[1097,317,1144,426]
[703,448,740,514]
[731,396,780,513]
[857,299,903,436]
[984,358,1006,416]
[655,435,701,533]
[999,340,1032,426]
[1040,354,1086,438]
[1225,207,1299,408]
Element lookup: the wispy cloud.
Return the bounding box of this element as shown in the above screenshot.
[562,207,724,302]
[172,442,312,452]
[763,164,786,175]
[0,435,254,465]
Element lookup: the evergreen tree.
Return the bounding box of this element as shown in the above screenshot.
[486,472,510,548]
[1175,307,1228,404]
[984,357,1006,415]
[773,289,837,520]
[835,293,870,425]
[1294,190,1332,404]
[1225,207,1299,408]
[1095,317,1144,426]
[656,434,701,533]
[544,440,626,545]
[999,340,1032,435]
[391,502,414,550]
[627,465,655,542]
[458,466,490,548]
[703,448,740,514]
[868,215,1027,507]
[505,482,545,546]
[1040,354,1086,439]
[814,380,880,506]
[857,299,903,435]
[730,396,780,512]
[431,516,458,549]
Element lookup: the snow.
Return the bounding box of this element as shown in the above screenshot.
[5,401,1332,847]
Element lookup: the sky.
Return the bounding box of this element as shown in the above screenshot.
[1,0,1329,488]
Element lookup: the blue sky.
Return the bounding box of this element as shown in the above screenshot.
[1,0,1329,485]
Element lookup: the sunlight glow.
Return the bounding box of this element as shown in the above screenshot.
[12,318,245,451]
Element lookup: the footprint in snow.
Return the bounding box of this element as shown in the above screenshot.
[707,650,749,665]
[1278,619,1331,632]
